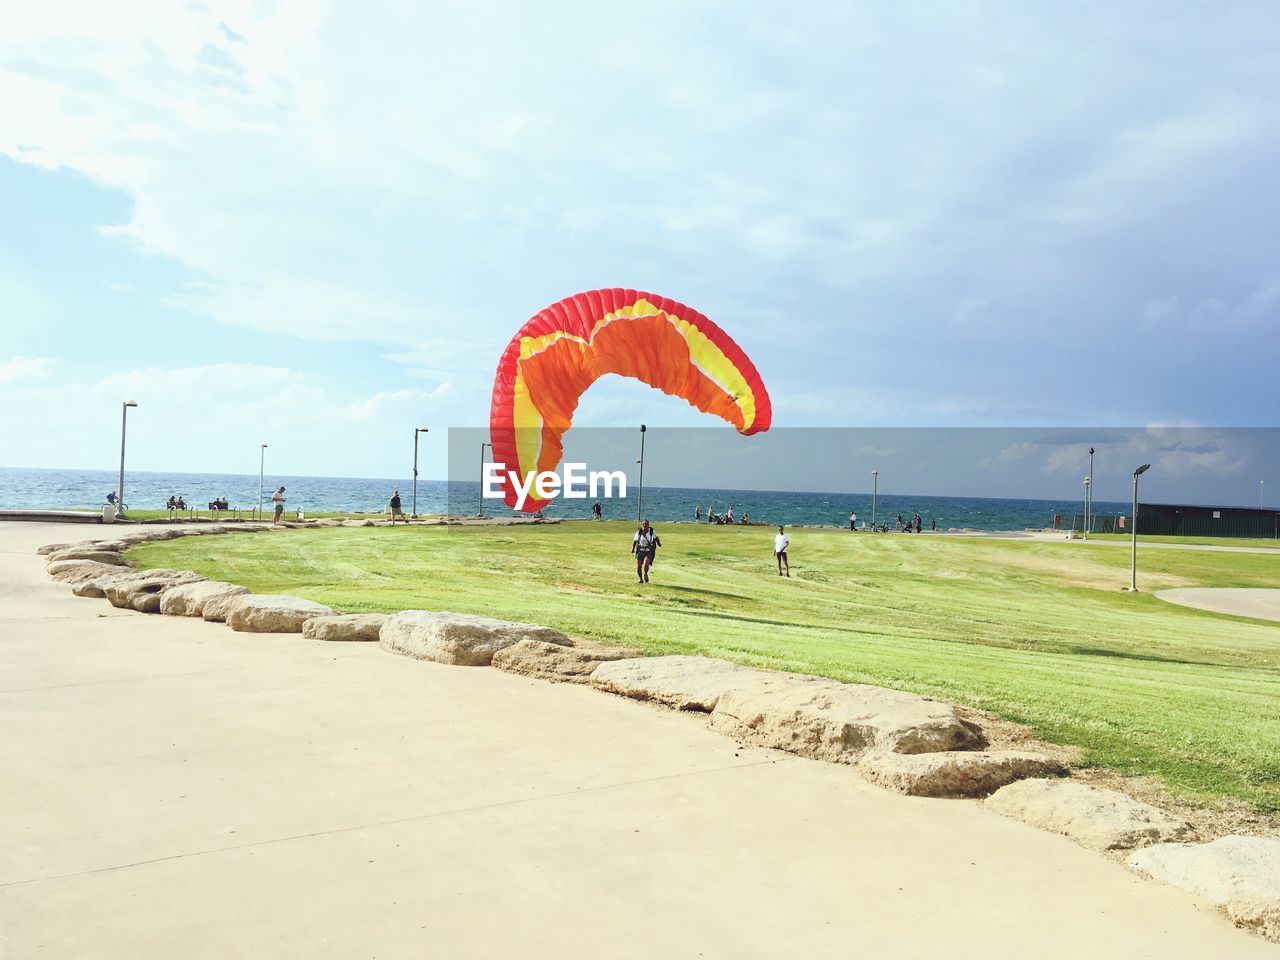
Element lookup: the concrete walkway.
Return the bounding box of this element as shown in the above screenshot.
[1157,587,1280,623]
[1,521,1274,959]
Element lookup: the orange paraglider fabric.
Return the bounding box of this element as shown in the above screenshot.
[489,289,772,511]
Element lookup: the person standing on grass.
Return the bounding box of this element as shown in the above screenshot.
[272,486,286,525]
[774,525,790,577]
[631,519,661,584]
[849,510,857,531]
[695,504,702,522]
[390,489,405,523]
[592,500,603,520]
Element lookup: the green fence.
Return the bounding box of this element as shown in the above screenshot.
[1058,507,1279,538]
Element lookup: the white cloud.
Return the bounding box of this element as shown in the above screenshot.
[0,356,54,384]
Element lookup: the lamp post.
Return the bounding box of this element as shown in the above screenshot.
[1129,463,1151,591]
[1085,446,1094,538]
[478,442,491,517]
[1262,479,1265,510]
[1083,476,1091,540]
[258,443,268,520]
[118,401,137,516]
[871,469,879,529]
[636,425,647,523]
[412,427,428,519]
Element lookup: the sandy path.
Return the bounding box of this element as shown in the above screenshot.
[1,521,1273,959]
[1156,587,1280,623]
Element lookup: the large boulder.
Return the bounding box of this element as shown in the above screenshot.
[856,750,1062,797]
[47,560,126,584]
[202,589,251,623]
[985,779,1193,851]
[492,639,640,684]
[159,580,250,617]
[225,595,337,633]
[73,574,123,598]
[1130,836,1280,943]
[302,613,388,641]
[47,548,127,566]
[380,611,570,666]
[37,542,74,556]
[341,518,376,527]
[591,656,762,711]
[105,570,206,613]
[708,673,982,761]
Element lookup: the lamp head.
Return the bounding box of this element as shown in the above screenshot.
[640,424,647,433]
[124,400,137,408]
[1135,463,1151,477]
[417,426,429,433]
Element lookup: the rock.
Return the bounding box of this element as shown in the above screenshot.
[225,594,337,633]
[857,750,1062,797]
[314,519,345,527]
[492,639,640,683]
[47,548,128,566]
[590,656,761,711]
[708,673,982,761]
[47,560,125,583]
[73,575,122,598]
[1130,836,1280,943]
[105,570,206,613]
[202,589,251,623]
[380,610,571,666]
[159,580,250,617]
[341,519,376,527]
[984,779,1194,851]
[302,613,388,641]
[37,542,74,556]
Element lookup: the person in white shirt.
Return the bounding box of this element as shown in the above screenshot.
[272,486,286,525]
[849,511,857,531]
[774,525,790,577]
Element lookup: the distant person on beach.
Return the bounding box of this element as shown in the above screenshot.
[694,505,701,522]
[390,490,405,523]
[849,511,857,531]
[774,525,790,577]
[272,486,286,525]
[914,513,922,533]
[593,500,603,520]
[166,496,177,510]
[931,517,937,531]
[631,520,661,583]
[726,505,734,522]
[741,511,749,524]
[106,490,118,506]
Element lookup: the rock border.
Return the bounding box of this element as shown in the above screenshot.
[36,521,1280,945]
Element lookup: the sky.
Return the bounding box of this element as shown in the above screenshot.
[1,2,1278,500]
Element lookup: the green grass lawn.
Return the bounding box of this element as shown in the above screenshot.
[128,522,1280,813]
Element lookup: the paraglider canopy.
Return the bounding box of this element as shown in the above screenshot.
[489,288,772,512]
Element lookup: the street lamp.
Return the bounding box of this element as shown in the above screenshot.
[1085,446,1094,539]
[636,424,647,523]
[118,401,137,517]
[258,444,268,520]
[412,427,429,519]
[1262,479,1265,510]
[478,442,491,517]
[871,469,879,529]
[1129,463,1151,591]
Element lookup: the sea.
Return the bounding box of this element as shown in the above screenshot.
[0,467,1125,531]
